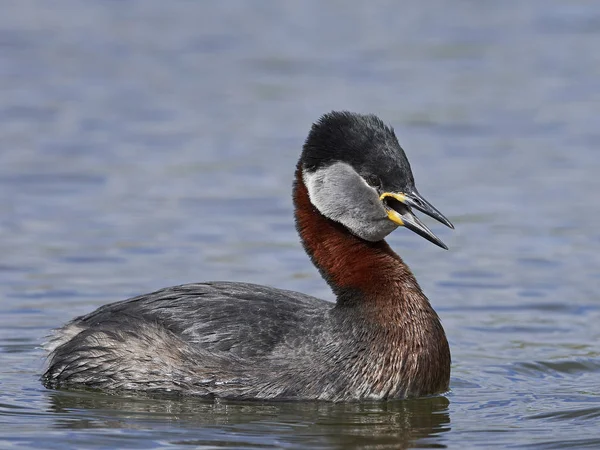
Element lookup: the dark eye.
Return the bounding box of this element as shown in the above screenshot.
[365,175,381,190]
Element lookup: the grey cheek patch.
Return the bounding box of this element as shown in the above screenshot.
[303,162,398,242]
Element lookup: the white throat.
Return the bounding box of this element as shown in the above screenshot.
[302,162,397,242]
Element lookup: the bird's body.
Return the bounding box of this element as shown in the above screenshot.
[43,112,454,401]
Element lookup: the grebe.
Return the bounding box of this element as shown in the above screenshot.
[43,111,454,401]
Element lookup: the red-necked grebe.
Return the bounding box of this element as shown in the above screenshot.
[43,111,454,401]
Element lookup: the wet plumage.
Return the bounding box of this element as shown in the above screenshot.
[43,111,454,401]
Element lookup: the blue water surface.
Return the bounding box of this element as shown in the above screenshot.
[1,1,599,448]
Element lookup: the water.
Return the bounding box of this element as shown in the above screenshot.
[1,1,599,448]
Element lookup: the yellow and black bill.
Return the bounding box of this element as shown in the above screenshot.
[380,190,453,250]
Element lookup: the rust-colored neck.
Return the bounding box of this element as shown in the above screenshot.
[293,164,450,397]
[293,165,450,396]
[293,165,422,305]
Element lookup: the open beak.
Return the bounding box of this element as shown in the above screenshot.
[380,190,453,250]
